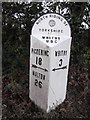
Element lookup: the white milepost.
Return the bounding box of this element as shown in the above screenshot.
[29,13,72,112]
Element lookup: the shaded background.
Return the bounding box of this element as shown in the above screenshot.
[2,2,90,119]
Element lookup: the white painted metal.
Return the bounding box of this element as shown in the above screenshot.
[32,13,71,37]
[30,35,49,110]
[29,13,72,112]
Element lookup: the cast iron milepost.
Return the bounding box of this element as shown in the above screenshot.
[29,13,72,112]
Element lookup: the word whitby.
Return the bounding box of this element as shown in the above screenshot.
[55,50,67,56]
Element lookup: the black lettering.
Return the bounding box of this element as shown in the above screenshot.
[45,50,49,56]
[64,21,68,26]
[42,29,44,32]
[57,16,59,19]
[32,48,33,52]
[39,81,42,88]
[32,48,49,56]
[55,51,57,56]
[49,36,51,39]
[48,29,50,32]
[36,21,39,25]
[52,36,54,39]
[51,40,53,43]
[54,15,56,18]
[55,37,57,39]
[46,40,49,43]
[35,79,38,86]
[39,57,42,65]
[32,71,45,80]
[61,30,63,33]
[59,59,63,67]
[42,36,45,39]
[58,30,60,32]
[55,50,67,56]
[61,18,63,21]
[43,75,45,80]
[58,37,60,40]
[33,71,34,76]
[34,79,43,88]
[51,29,53,32]
[38,28,64,33]
[46,36,48,39]
[55,40,57,43]
[49,14,52,17]
[36,57,42,65]
[40,18,43,21]
[39,28,41,31]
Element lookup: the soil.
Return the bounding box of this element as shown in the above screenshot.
[2,64,89,119]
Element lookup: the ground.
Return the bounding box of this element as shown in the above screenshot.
[2,64,89,119]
